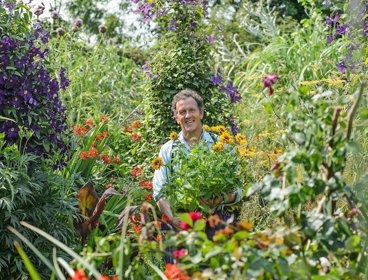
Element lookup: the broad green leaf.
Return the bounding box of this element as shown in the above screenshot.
[14,241,42,280]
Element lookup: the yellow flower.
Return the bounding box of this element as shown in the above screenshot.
[212,142,225,152]
[235,133,247,144]
[220,132,234,144]
[217,125,227,134]
[169,131,178,141]
[151,157,164,170]
[203,124,211,131]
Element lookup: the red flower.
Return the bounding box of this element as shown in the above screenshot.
[189,212,201,222]
[80,151,88,159]
[68,269,88,280]
[173,248,188,258]
[131,133,141,141]
[130,166,143,177]
[208,214,221,228]
[180,221,190,230]
[85,119,95,127]
[133,120,140,128]
[101,154,111,164]
[145,192,153,201]
[99,276,110,280]
[95,134,103,141]
[164,264,190,280]
[262,73,279,96]
[73,125,88,136]
[113,156,120,164]
[162,214,170,223]
[102,131,108,138]
[88,147,99,158]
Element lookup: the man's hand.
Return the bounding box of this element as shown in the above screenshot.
[199,193,236,208]
[157,198,182,232]
[168,217,182,232]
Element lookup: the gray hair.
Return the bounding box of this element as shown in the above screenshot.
[171,88,204,115]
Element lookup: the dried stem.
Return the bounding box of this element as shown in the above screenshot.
[347,82,366,140]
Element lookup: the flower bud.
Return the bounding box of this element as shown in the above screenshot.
[51,10,59,19]
[98,24,107,33]
[34,5,45,16]
[56,27,65,36]
[73,18,83,28]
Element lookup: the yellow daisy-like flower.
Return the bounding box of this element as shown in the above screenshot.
[220,132,234,144]
[212,142,225,152]
[203,124,211,131]
[169,131,178,141]
[217,125,227,134]
[151,157,164,170]
[235,133,247,144]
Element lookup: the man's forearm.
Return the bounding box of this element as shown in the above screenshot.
[157,198,174,220]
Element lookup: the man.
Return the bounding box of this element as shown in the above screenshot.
[153,88,242,233]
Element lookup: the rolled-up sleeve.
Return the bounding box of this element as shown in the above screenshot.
[153,141,173,201]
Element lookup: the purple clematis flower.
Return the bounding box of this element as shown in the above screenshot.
[210,74,223,85]
[326,34,334,44]
[338,62,346,74]
[221,81,241,103]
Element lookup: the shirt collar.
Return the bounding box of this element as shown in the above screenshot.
[178,129,215,150]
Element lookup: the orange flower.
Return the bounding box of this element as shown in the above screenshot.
[131,133,141,141]
[68,269,88,280]
[156,233,162,242]
[162,214,170,223]
[73,125,88,136]
[99,276,110,280]
[145,192,153,201]
[104,183,113,189]
[101,154,111,164]
[95,134,103,141]
[130,166,143,177]
[124,125,133,132]
[133,120,140,128]
[88,147,99,158]
[133,224,141,234]
[85,119,95,127]
[208,214,221,228]
[102,131,108,138]
[164,264,190,280]
[80,151,88,159]
[100,115,108,122]
[139,180,153,189]
[113,156,121,164]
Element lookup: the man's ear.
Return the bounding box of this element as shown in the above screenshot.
[200,109,204,120]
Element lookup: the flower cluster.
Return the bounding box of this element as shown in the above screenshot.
[209,74,241,103]
[123,120,142,141]
[0,4,70,165]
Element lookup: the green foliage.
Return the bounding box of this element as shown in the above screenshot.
[0,138,77,279]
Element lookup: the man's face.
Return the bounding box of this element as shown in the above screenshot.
[175,97,203,135]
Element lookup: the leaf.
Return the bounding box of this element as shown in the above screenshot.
[77,181,98,217]
[191,251,203,264]
[177,213,193,227]
[359,109,368,120]
[345,235,360,251]
[204,247,223,260]
[193,219,205,231]
[14,241,42,280]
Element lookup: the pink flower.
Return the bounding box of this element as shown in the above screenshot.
[180,221,190,230]
[263,74,279,96]
[189,212,202,222]
[173,248,188,258]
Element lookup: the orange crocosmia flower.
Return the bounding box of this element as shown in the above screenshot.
[101,154,111,164]
[102,131,108,138]
[85,119,95,127]
[111,276,118,280]
[164,264,190,280]
[162,214,170,222]
[80,151,88,159]
[88,147,99,158]
[208,214,221,228]
[68,269,88,280]
[131,133,141,141]
[145,192,153,201]
[139,180,153,189]
[95,134,103,141]
[124,125,133,133]
[133,224,141,234]
[104,183,113,189]
[99,276,110,280]
[130,166,143,177]
[113,156,121,164]
[100,115,108,122]
[132,120,140,128]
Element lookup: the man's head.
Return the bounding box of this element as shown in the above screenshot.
[172,89,204,138]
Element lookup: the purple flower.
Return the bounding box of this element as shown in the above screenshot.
[221,81,241,103]
[325,14,340,28]
[326,34,334,44]
[2,121,19,138]
[189,20,197,29]
[73,18,83,28]
[4,2,16,11]
[206,35,215,44]
[229,114,240,135]
[142,61,150,71]
[338,61,346,74]
[0,55,10,68]
[263,74,279,88]
[60,68,70,90]
[323,0,332,6]
[210,74,223,85]
[168,18,179,31]
[336,24,347,36]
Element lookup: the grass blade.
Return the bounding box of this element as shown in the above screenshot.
[52,248,66,280]
[8,226,55,273]
[14,241,42,280]
[146,260,168,280]
[20,221,101,279]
